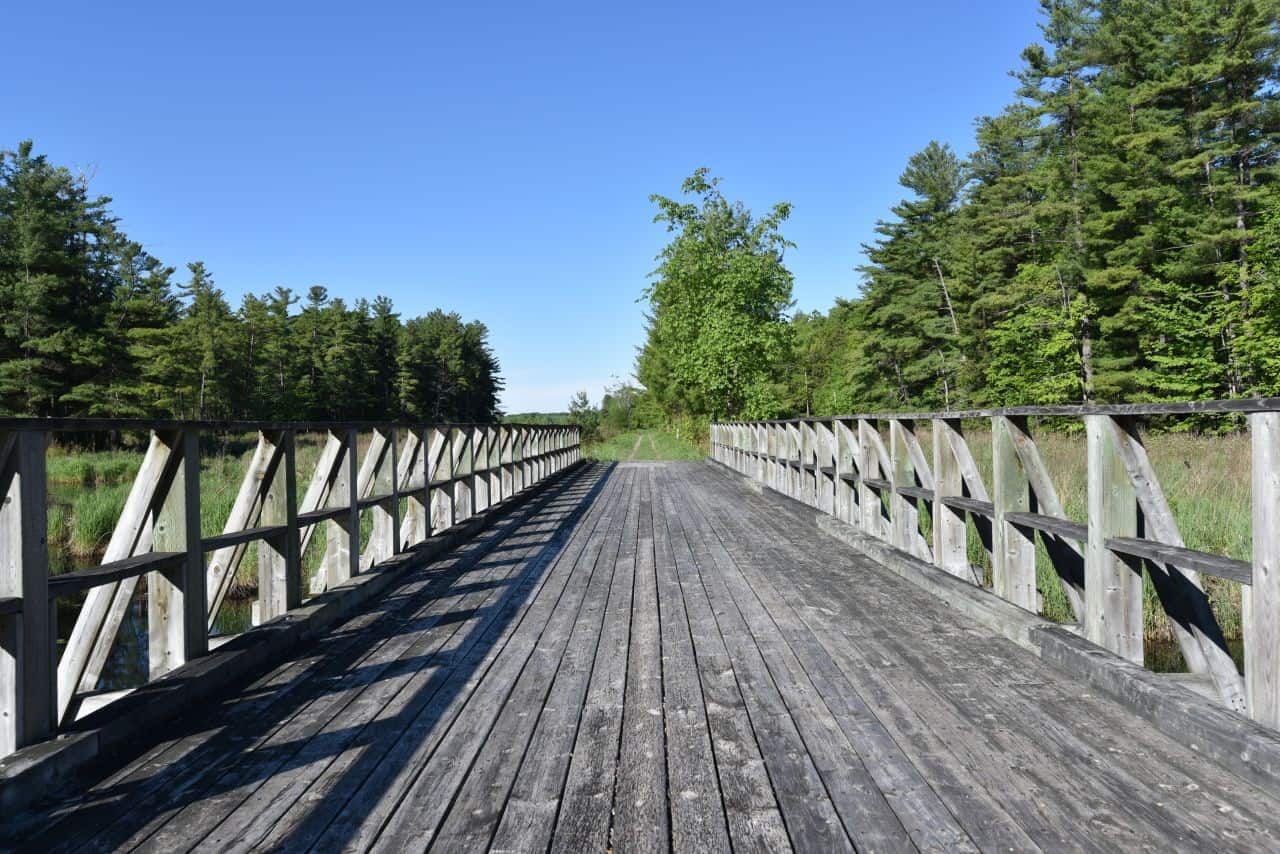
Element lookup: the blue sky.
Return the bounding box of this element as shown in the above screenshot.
[4,1,1043,412]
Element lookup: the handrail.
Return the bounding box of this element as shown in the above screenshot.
[0,419,582,756]
[722,395,1280,425]
[711,403,1280,731]
[0,417,571,432]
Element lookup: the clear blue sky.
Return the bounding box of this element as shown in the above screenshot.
[4,1,1043,412]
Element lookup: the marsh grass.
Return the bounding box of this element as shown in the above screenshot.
[908,426,1249,648]
[47,432,338,592]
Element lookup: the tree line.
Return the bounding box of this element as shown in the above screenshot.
[638,0,1280,422]
[0,140,502,423]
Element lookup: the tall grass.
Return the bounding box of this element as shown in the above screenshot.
[47,433,336,594]
[68,483,131,556]
[925,426,1248,643]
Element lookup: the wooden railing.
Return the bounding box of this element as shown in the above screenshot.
[711,400,1280,729]
[0,419,581,755]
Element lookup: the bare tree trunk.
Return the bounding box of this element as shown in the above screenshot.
[933,258,960,337]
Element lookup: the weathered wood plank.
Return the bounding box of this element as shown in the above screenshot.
[224,466,614,854]
[486,470,634,853]
[294,466,612,853]
[189,478,599,854]
[648,470,732,854]
[429,472,629,852]
[668,474,854,852]
[656,473,792,853]
[1085,415,1143,663]
[674,469,962,852]
[548,470,641,853]
[610,469,671,852]
[353,471,626,852]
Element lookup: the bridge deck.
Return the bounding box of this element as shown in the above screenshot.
[5,461,1280,852]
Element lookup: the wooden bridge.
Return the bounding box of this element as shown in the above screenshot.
[2,407,1280,851]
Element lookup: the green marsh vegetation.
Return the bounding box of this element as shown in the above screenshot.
[45,432,382,598]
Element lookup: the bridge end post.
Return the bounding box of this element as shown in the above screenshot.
[1248,412,1280,727]
[0,430,54,753]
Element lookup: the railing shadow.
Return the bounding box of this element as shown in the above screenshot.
[2,462,614,852]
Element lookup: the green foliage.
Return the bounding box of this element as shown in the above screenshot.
[502,412,572,425]
[778,0,1280,415]
[567,390,602,441]
[0,140,503,422]
[638,169,796,420]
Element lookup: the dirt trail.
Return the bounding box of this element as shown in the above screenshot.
[626,432,645,461]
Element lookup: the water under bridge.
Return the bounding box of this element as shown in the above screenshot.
[2,406,1280,851]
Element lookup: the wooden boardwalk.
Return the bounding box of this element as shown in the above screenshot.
[5,460,1280,852]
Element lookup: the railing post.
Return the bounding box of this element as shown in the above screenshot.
[932,418,968,580]
[404,428,429,546]
[857,420,884,540]
[815,421,835,515]
[799,421,816,506]
[992,416,1037,611]
[257,429,301,622]
[786,423,797,496]
[488,426,502,503]
[1085,415,1142,663]
[889,420,919,555]
[470,427,488,515]
[518,427,530,492]
[452,427,473,522]
[365,426,399,566]
[756,424,766,483]
[428,427,452,533]
[1248,412,1280,727]
[149,429,207,677]
[500,426,514,501]
[834,420,857,528]
[530,429,541,485]
[0,431,54,752]
[323,428,361,588]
